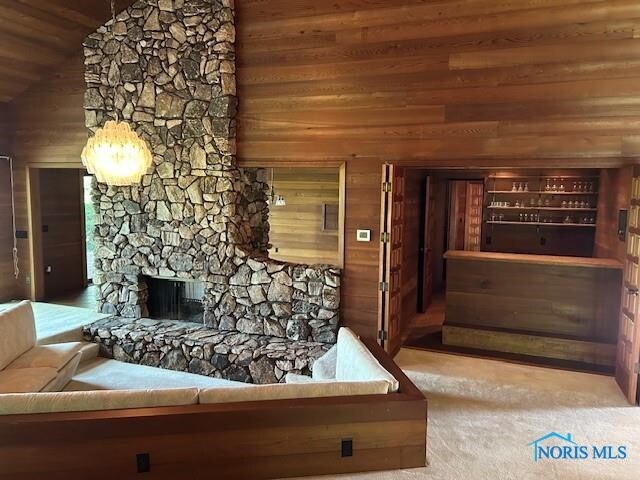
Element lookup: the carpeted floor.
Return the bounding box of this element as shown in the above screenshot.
[0,301,108,344]
[301,348,640,480]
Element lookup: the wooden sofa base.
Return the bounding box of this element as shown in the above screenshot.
[0,340,427,479]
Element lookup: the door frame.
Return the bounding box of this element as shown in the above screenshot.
[378,163,405,354]
[26,165,87,301]
[616,165,640,404]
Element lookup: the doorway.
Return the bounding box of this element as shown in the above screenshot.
[28,168,89,303]
[83,175,95,284]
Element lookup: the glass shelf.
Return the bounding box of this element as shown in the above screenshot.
[488,175,599,180]
[487,206,597,211]
[485,221,596,227]
[487,191,598,195]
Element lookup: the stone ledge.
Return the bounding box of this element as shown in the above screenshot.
[83,317,332,384]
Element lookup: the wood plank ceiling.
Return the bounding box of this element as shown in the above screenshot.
[0,0,133,102]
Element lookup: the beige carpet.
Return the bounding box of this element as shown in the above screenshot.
[0,301,108,344]
[300,348,640,480]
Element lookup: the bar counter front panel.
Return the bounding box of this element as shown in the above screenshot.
[442,251,623,368]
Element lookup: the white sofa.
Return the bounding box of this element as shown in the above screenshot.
[0,301,84,394]
[0,301,399,415]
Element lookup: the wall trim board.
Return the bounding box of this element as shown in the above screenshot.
[25,168,43,301]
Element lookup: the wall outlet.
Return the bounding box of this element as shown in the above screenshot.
[136,453,150,473]
[25,276,31,285]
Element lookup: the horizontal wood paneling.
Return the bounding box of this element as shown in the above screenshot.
[444,255,622,343]
[12,55,87,168]
[0,0,134,102]
[1,55,88,300]
[0,103,21,300]
[268,167,340,265]
[236,0,640,337]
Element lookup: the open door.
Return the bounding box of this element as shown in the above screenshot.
[617,167,640,404]
[378,163,405,354]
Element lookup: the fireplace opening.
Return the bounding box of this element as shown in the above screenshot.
[146,277,205,323]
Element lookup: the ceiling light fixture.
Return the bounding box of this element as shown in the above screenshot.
[81,0,152,186]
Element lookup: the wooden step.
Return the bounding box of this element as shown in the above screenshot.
[442,324,616,367]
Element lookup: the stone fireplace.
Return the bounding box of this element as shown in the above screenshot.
[145,276,205,322]
[83,0,340,346]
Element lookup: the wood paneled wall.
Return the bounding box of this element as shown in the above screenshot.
[595,167,633,262]
[0,103,21,300]
[2,1,639,334]
[0,0,135,102]
[236,0,640,337]
[0,103,10,155]
[6,55,87,300]
[268,167,341,265]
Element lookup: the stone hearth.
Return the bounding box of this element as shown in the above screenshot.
[83,317,331,384]
[83,0,341,346]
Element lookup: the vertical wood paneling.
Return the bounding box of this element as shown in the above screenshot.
[236,0,640,337]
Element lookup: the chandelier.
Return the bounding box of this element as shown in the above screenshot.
[82,121,152,186]
[81,0,152,186]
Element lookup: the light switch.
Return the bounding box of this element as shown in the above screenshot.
[356,229,371,242]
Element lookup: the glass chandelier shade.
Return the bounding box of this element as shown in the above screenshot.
[82,120,153,186]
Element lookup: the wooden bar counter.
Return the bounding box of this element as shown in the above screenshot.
[442,251,623,368]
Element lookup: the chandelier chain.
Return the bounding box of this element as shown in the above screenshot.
[110,0,119,122]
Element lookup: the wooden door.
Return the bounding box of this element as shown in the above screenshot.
[378,164,405,354]
[39,169,85,300]
[617,168,640,404]
[420,177,437,312]
[464,181,484,251]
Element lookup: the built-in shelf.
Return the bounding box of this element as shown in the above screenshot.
[487,190,598,195]
[489,175,600,180]
[486,221,596,227]
[487,206,597,211]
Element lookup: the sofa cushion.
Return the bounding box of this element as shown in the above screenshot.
[0,388,199,415]
[312,345,337,380]
[0,301,36,370]
[199,380,390,404]
[0,367,58,394]
[41,352,82,393]
[65,357,249,392]
[335,328,399,393]
[6,342,84,372]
